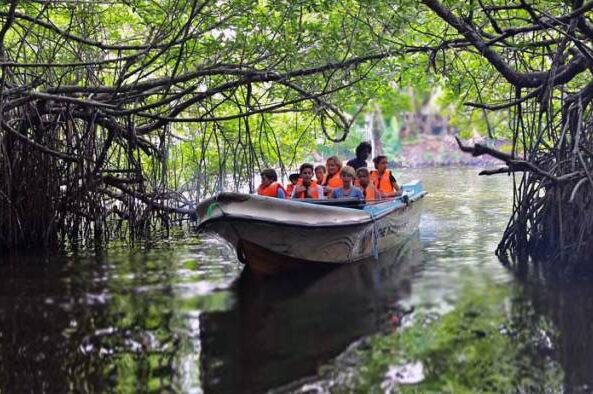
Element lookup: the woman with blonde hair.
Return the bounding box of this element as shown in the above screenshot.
[322,156,343,196]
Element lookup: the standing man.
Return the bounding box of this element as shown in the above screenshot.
[347,141,372,170]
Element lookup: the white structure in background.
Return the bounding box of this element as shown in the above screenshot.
[364,106,385,158]
[364,112,373,152]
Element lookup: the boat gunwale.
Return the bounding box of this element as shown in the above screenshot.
[197,192,426,230]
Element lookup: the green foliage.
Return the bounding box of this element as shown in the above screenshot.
[5,0,571,255]
[316,126,366,161]
[3,0,519,198]
[382,116,401,157]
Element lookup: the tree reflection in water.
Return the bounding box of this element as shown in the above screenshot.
[0,244,238,393]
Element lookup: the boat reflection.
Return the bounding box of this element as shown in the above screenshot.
[199,235,423,393]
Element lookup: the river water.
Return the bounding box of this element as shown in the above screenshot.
[1,168,592,392]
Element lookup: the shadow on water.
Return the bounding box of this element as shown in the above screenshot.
[198,235,423,393]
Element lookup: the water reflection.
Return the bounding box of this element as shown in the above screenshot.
[520,279,593,392]
[0,240,240,393]
[2,168,593,393]
[199,236,422,393]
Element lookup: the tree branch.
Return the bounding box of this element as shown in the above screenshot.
[422,0,588,88]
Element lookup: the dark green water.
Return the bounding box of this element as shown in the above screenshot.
[1,168,592,392]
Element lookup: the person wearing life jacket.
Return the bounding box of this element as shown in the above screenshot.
[291,163,325,199]
[356,167,380,202]
[370,155,401,198]
[314,164,327,186]
[329,166,364,200]
[322,156,343,196]
[257,168,286,198]
[285,173,300,199]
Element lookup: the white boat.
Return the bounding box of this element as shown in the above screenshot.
[196,180,426,274]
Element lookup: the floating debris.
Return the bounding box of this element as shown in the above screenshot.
[381,361,425,392]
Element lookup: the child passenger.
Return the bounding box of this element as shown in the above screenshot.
[356,167,380,202]
[291,163,325,199]
[330,166,364,200]
[371,155,401,198]
[285,173,300,199]
[314,164,327,185]
[257,168,286,198]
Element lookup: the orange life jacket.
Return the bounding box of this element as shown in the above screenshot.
[361,184,378,201]
[257,182,284,198]
[324,172,343,189]
[370,170,395,194]
[286,183,295,199]
[294,179,320,199]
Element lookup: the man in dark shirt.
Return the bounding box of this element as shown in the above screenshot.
[346,141,372,170]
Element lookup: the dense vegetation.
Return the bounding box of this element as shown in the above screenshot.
[1,0,592,272]
[0,0,411,250]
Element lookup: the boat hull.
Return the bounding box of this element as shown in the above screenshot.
[198,187,425,274]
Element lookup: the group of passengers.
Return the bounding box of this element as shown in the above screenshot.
[257,142,401,202]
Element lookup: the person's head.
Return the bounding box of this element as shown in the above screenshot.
[326,156,342,176]
[260,168,277,187]
[288,173,300,185]
[314,165,326,181]
[356,167,370,187]
[373,155,389,173]
[355,142,372,160]
[299,163,314,184]
[340,165,356,187]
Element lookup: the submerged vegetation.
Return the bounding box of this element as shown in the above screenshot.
[355,283,563,393]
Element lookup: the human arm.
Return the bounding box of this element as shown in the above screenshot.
[370,185,382,200]
[353,187,365,200]
[291,184,305,199]
[316,185,326,199]
[290,185,303,200]
[390,174,402,197]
